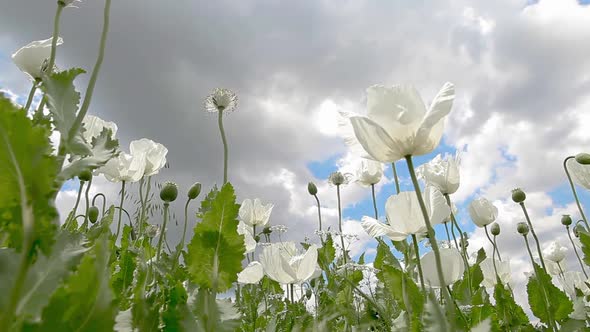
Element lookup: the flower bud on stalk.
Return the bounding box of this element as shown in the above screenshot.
[308,182,318,196]
[517,222,529,235]
[575,153,590,165]
[511,188,526,203]
[561,215,573,226]
[187,182,202,200]
[328,172,347,186]
[78,169,93,182]
[88,206,99,223]
[490,223,500,236]
[160,181,178,203]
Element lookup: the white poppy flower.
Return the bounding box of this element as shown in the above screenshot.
[237,261,264,284]
[559,271,590,298]
[479,258,511,288]
[468,197,498,228]
[543,241,568,264]
[237,221,257,254]
[204,88,237,113]
[361,186,450,241]
[100,152,146,183]
[259,242,318,285]
[567,158,590,190]
[12,37,63,80]
[239,198,274,227]
[356,159,384,186]
[417,153,460,194]
[82,115,118,143]
[129,138,168,176]
[346,83,454,163]
[421,248,465,288]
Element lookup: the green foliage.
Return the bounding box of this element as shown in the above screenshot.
[579,230,590,266]
[526,263,573,325]
[111,225,137,310]
[493,281,531,330]
[0,94,58,254]
[186,183,245,292]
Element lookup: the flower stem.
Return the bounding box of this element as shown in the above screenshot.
[337,184,347,264]
[411,234,426,292]
[92,193,106,216]
[445,192,471,298]
[218,110,229,184]
[564,156,589,229]
[371,184,378,219]
[405,155,453,324]
[23,83,38,113]
[314,194,322,232]
[484,225,502,261]
[115,181,126,240]
[81,176,92,230]
[157,202,170,260]
[491,236,500,284]
[519,202,547,271]
[391,162,400,194]
[72,180,85,217]
[566,225,588,278]
[48,3,64,73]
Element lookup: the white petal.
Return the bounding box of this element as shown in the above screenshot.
[11,37,63,80]
[385,192,426,235]
[260,243,297,284]
[423,186,451,226]
[237,261,264,284]
[294,245,318,283]
[413,83,454,156]
[421,248,464,288]
[349,116,403,163]
[361,216,408,241]
[366,85,426,126]
[468,198,498,228]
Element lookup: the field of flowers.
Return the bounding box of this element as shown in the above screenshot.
[2,1,590,331]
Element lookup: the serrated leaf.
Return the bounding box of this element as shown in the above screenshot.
[493,283,530,330]
[186,183,245,292]
[40,68,91,156]
[422,293,448,332]
[58,127,119,183]
[318,233,335,270]
[373,238,401,270]
[527,263,573,325]
[377,264,424,325]
[0,94,58,254]
[111,225,137,309]
[578,231,590,266]
[0,248,20,311]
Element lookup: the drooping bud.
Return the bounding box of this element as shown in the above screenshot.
[561,215,573,226]
[78,169,93,182]
[88,206,99,223]
[187,182,202,200]
[575,153,590,165]
[511,188,526,203]
[517,222,529,235]
[307,182,318,196]
[490,223,500,236]
[160,181,179,203]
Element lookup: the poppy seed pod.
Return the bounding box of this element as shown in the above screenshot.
[188,182,202,200]
[561,215,573,226]
[88,206,99,223]
[308,182,318,196]
[517,222,529,235]
[575,153,590,165]
[328,172,347,186]
[160,182,178,203]
[78,169,93,182]
[262,226,272,235]
[511,188,526,203]
[490,223,500,236]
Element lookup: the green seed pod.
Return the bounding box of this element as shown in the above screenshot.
[262,226,272,235]
[160,181,179,203]
[328,172,346,186]
[78,169,93,182]
[517,222,529,235]
[254,235,260,243]
[511,188,526,203]
[307,182,318,196]
[306,288,312,299]
[561,215,573,226]
[575,153,590,165]
[188,182,202,200]
[490,223,500,236]
[88,206,99,224]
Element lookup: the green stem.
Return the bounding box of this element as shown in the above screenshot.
[564,156,590,229]
[81,176,92,230]
[115,181,126,240]
[411,234,426,292]
[484,225,502,261]
[391,162,400,194]
[314,194,322,232]
[72,180,85,217]
[492,236,500,285]
[48,3,64,73]
[556,261,566,279]
[92,193,106,216]
[371,184,378,220]
[444,194,468,258]
[566,225,588,278]
[337,185,347,264]
[174,198,192,267]
[444,222,456,248]
[156,203,170,260]
[519,202,547,271]
[23,83,38,112]
[218,110,229,184]
[405,155,452,328]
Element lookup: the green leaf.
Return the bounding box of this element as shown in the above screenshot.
[0,94,58,254]
[186,183,245,292]
[377,265,424,325]
[318,233,335,270]
[493,283,530,330]
[422,293,448,332]
[527,263,573,325]
[58,127,119,182]
[40,68,90,156]
[111,225,137,310]
[373,238,401,271]
[578,231,590,267]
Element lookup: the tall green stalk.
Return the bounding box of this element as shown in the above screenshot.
[81,176,92,229]
[411,234,426,292]
[566,225,588,278]
[564,156,589,229]
[519,202,547,271]
[115,181,126,240]
[391,162,400,194]
[314,194,322,232]
[156,202,170,260]
[72,180,85,217]
[337,184,347,264]
[218,110,229,184]
[484,225,502,261]
[23,83,38,113]
[371,184,378,219]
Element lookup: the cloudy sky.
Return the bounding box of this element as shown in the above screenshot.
[2,0,590,316]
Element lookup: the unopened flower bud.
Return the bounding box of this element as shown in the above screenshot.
[188,182,202,200]
[88,206,99,223]
[254,235,260,243]
[306,288,312,299]
[561,215,573,226]
[575,153,590,165]
[78,169,92,182]
[490,223,500,236]
[160,181,178,203]
[517,222,529,235]
[329,172,347,186]
[511,188,526,203]
[307,182,318,196]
